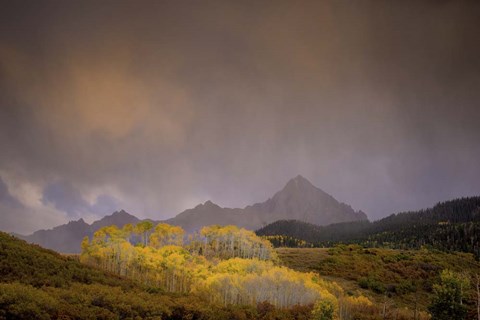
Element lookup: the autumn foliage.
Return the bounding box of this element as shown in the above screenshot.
[80,223,345,312]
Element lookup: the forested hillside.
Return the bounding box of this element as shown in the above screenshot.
[0,231,334,319]
[3,224,480,319]
[257,197,480,257]
[0,230,211,319]
[1,226,380,320]
[277,246,480,319]
[79,222,376,317]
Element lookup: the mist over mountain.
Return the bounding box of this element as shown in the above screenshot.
[19,176,366,252]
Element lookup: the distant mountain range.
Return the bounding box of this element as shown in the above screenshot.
[18,175,367,253]
[166,175,367,231]
[257,196,480,257]
[18,210,140,253]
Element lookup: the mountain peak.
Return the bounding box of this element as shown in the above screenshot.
[111,209,132,217]
[283,175,316,191]
[204,200,215,206]
[249,175,368,226]
[90,210,140,230]
[193,200,220,210]
[67,218,87,226]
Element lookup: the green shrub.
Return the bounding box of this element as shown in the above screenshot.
[311,300,334,320]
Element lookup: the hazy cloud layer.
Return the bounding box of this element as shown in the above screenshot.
[1,1,480,234]
[41,181,120,218]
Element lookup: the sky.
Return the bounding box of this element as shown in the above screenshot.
[1,1,480,234]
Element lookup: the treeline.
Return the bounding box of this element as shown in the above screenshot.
[362,221,480,256]
[257,196,480,257]
[257,220,370,245]
[262,235,314,248]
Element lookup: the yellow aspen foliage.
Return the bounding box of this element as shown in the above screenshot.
[338,295,375,320]
[81,222,342,311]
[198,225,278,261]
[150,223,185,248]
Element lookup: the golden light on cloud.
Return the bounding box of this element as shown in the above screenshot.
[66,62,151,139]
[1,42,194,146]
[1,0,480,235]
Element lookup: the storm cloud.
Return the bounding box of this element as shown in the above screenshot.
[1,1,480,234]
[41,181,120,217]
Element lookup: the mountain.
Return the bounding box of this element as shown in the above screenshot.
[164,200,250,231]
[256,196,480,257]
[89,209,140,230]
[20,218,90,254]
[165,175,367,232]
[244,175,367,226]
[19,210,140,253]
[20,175,366,252]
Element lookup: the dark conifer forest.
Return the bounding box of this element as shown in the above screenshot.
[257,197,480,258]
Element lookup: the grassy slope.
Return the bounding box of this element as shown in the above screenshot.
[0,231,135,289]
[276,246,480,314]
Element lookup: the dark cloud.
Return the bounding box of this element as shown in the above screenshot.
[90,195,120,216]
[42,181,120,218]
[42,181,90,217]
[0,1,479,233]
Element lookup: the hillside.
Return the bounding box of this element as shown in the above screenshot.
[0,231,317,319]
[257,196,480,257]
[277,246,480,318]
[3,222,479,319]
[0,231,184,319]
